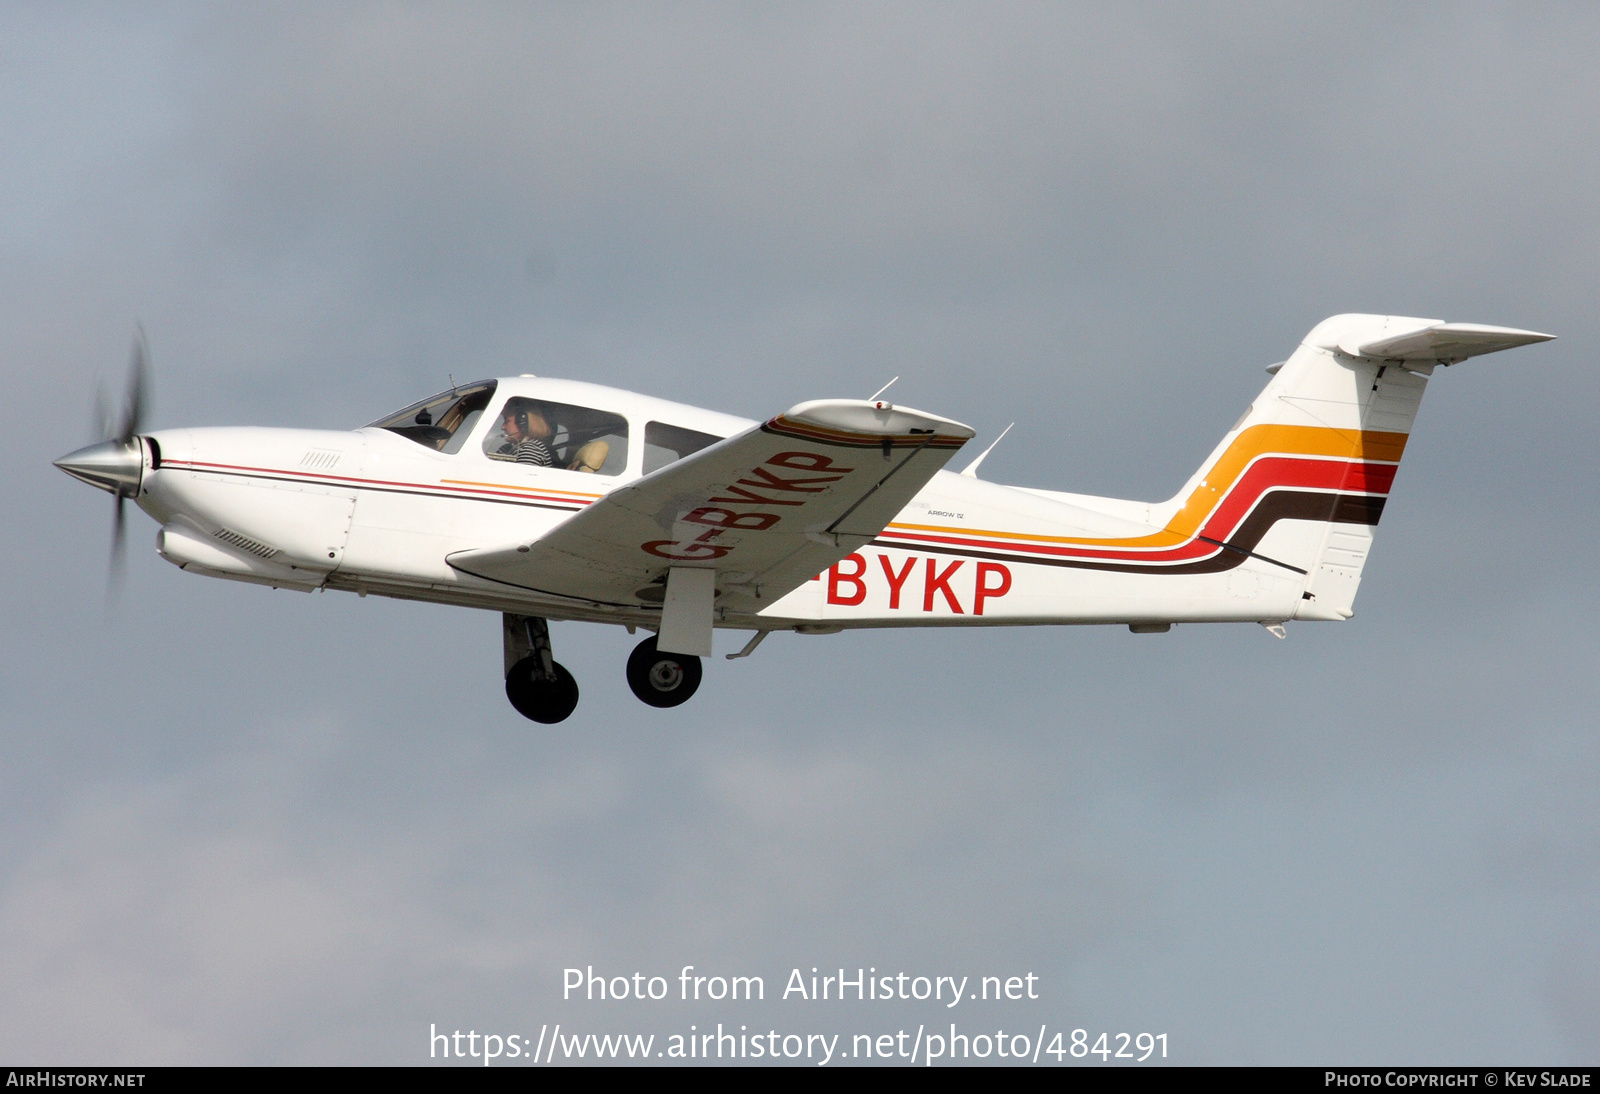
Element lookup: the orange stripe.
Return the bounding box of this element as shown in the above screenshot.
[439,478,605,499]
[1161,425,1405,542]
[887,425,1408,549]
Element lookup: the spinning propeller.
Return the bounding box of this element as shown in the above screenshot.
[55,326,152,591]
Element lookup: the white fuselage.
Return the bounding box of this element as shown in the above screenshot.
[136,375,1319,633]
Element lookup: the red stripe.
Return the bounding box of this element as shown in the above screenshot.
[161,459,593,509]
[1198,457,1395,543]
[879,457,1394,564]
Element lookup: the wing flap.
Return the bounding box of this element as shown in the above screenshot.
[446,399,974,614]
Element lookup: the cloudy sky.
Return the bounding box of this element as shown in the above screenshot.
[2,2,1597,1065]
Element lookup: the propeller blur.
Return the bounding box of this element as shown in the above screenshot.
[57,325,150,590]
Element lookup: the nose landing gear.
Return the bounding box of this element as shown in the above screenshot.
[503,613,579,723]
[626,634,702,708]
[506,659,579,723]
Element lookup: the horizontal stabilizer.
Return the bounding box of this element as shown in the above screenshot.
[1337,321,1554,362]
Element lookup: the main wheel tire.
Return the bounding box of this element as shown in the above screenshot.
[626,635,703,708]
[505,657,580,723]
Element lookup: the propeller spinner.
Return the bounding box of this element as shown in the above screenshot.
[54,326,152,585]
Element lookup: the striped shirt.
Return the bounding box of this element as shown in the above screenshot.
[512,438,554,466]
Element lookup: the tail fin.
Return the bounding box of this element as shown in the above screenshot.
[1153,314,1552,621]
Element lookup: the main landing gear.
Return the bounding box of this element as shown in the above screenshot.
[503,614,580,724]
[501,616,706,722]
[625,634,703,708]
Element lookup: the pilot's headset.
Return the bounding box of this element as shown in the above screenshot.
[511,403,553,437]
[502,403,535,436]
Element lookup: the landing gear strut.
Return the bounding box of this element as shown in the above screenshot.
[626,634,702,708]
[503,613,579,723]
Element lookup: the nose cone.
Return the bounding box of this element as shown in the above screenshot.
[54,439,143,496]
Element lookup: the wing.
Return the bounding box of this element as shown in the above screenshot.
[445,399,974,621]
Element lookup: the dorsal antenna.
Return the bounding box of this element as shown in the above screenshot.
[960,423,1014,479]
[869,376,899,402]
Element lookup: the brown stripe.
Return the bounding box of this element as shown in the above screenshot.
[874,490,1387,575]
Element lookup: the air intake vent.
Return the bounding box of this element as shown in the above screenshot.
[214,528,279,558]
[300,449,342,470]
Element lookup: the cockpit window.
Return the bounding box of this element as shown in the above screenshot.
[369,381,498,453]
[485,397,629,475]
[643,421,723,474]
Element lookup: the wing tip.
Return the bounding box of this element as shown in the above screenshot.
[780,399,976,441]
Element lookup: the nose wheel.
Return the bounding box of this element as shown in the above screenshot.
[626,635,702,708]
[505,658,580,723]
[503,613,579,723]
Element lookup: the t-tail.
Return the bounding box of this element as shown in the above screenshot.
[1148,313,1552,621]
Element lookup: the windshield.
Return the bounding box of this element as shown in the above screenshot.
[369,381,497,453]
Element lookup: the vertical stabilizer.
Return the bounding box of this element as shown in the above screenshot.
[1146,314,1550,621]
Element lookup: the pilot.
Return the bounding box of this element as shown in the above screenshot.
[497,400,610,472]
[498,403,555,466]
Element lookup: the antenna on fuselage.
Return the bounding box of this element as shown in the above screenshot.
[960,423,1014,479]
[868,376,899,402]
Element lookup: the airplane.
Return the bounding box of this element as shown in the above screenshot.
[56,313,1553,724]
